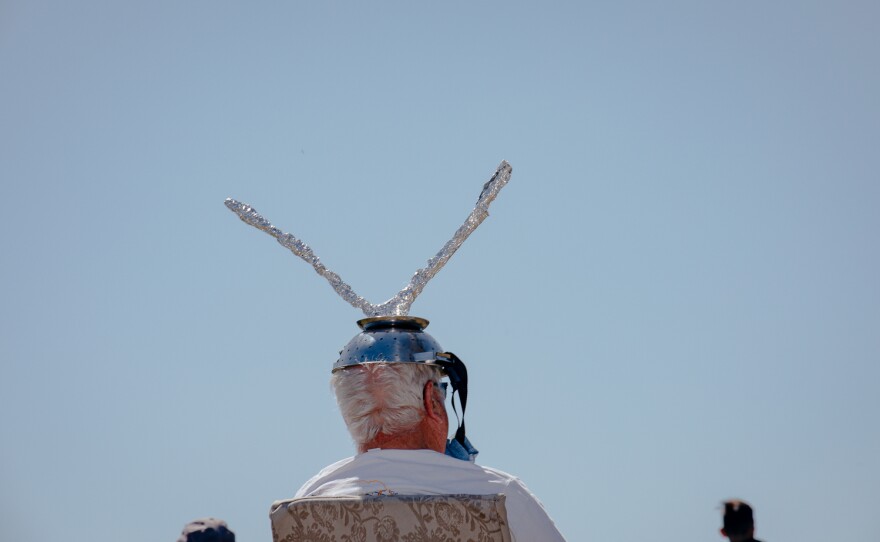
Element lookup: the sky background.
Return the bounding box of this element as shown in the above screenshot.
[1,2,878,541]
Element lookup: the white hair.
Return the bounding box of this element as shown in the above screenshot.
[331,363,443,447]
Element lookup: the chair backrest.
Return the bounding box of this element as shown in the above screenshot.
[270,494,512,542]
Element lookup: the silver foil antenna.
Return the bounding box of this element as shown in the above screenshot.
[225,160,512,316]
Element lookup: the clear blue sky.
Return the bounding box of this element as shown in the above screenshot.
[1,2,878,541]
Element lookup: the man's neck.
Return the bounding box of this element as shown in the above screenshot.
[359,428,431,454]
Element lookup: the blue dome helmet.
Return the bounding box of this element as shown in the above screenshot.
[334,315,473,458]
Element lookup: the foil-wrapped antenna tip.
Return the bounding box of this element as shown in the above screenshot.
[224,161,512,316]
[478,160,512,205]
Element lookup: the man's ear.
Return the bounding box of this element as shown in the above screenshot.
[720,528,727,538]
[423,380,443,421]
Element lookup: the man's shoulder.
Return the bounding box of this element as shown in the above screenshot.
[295,449,526,498]
[475,463,525,483]
[313,455,358,476]
[364,449,524,482]
[294,455,357,498]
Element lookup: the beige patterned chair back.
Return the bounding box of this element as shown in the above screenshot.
[270,494,512,542]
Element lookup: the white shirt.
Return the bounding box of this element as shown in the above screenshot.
[295,449,566,541]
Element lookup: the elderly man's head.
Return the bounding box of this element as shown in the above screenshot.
[332,363,448,453]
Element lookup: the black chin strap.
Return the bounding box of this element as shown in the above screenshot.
[432,352,468,446]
